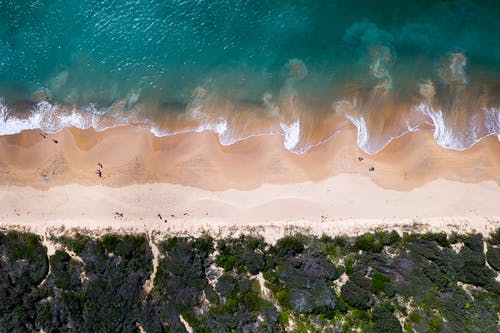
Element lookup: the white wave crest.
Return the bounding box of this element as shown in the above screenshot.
[0,99,43,135]
[419,103,500,150]
[1,96,498,156]
[0,99,133,135]
[344,113,368,149]
[280,120,301,151]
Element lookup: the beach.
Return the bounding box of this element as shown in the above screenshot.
[1,125,499,240]
[2,2,500,331]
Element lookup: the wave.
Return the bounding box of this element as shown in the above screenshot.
[1,90,499,155]
[1,52,499,154]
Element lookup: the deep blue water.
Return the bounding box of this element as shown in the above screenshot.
[0,0,499,153]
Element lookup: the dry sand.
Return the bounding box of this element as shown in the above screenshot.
[0,125,499,240]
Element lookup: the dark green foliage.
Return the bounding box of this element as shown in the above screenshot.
[403,231,450,248]
[341,280,373,310]
[353,231,400,253]
[208,275,278,332]
[265,246,339,316]
[420,232,450,247]
[287,289,314,313]
[49,250,82,291]
[372,270,390,294]
[370,303,402,333]
[386,230,402,245]
[354,232,384,253]
[486,245,500,271]
[149,236,212,331]
[448,231,467,244]
[0,231,48,332]
[456,234,500,293]
[409,240,441,260]
[464,233,484,253]
[487,228,500,245]
[273,234,305,255]
[216,273,236,298]
[216,235,265,274]
[318,234,349,259]
[56,232,92,255]
[47,233,152,332]
[344,256,354,275]
[408,311,421,323]
[1,229,499,332]
[193,233,214,257]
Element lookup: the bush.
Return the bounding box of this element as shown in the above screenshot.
[409,240,441,260]
[244,235,265,251]
[65,233,91,254]
[487,228,500,245]
[353,233,383,253]
[287,289,314,313]
[486,246,500,271]
[216,237,265,275]
[216,274,236,298]
[371,303,402,333]
[344,256,354,275]
[458,246,494,287]
[408,311,421,323]
[421,232,449,247]
[382,231,401,246]
[341,281,373,310]
[0,231,49,331]
[372,270,390,294]
[274,235,305,255]
[193,233,214,257]
[464,234,484,253]
[2,229,500,332]
[49,250,80,291]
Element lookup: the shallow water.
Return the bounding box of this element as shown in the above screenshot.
[0,0,499,153]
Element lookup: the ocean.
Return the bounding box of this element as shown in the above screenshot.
[0,0,499,153]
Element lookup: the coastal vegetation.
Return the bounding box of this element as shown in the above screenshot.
[0,228,499,332]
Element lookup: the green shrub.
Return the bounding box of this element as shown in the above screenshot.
[486,246,500,271]
[371,303,402,333]
[428,315,443,332]
[487,228,500,245]
[408,311,421,323]
[66,233,91,254]
[274,235,305,255]
[353,233,383,253]
[341,281,373,310]
[244,235,265,251]
[193,233,213,256]
[372,270,390,294]
[2,229,500,333]
[344,256,354,275]
[275,289,290,308]
[421,232,449,247]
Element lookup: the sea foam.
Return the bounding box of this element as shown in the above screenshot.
[0,96,499,155]
[280,120,301,151]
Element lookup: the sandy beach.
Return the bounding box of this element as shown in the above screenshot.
[1,125,499,240]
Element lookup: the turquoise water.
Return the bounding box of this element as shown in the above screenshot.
[0,0,499,153]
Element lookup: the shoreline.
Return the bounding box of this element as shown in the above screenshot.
[0,125,499,190]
